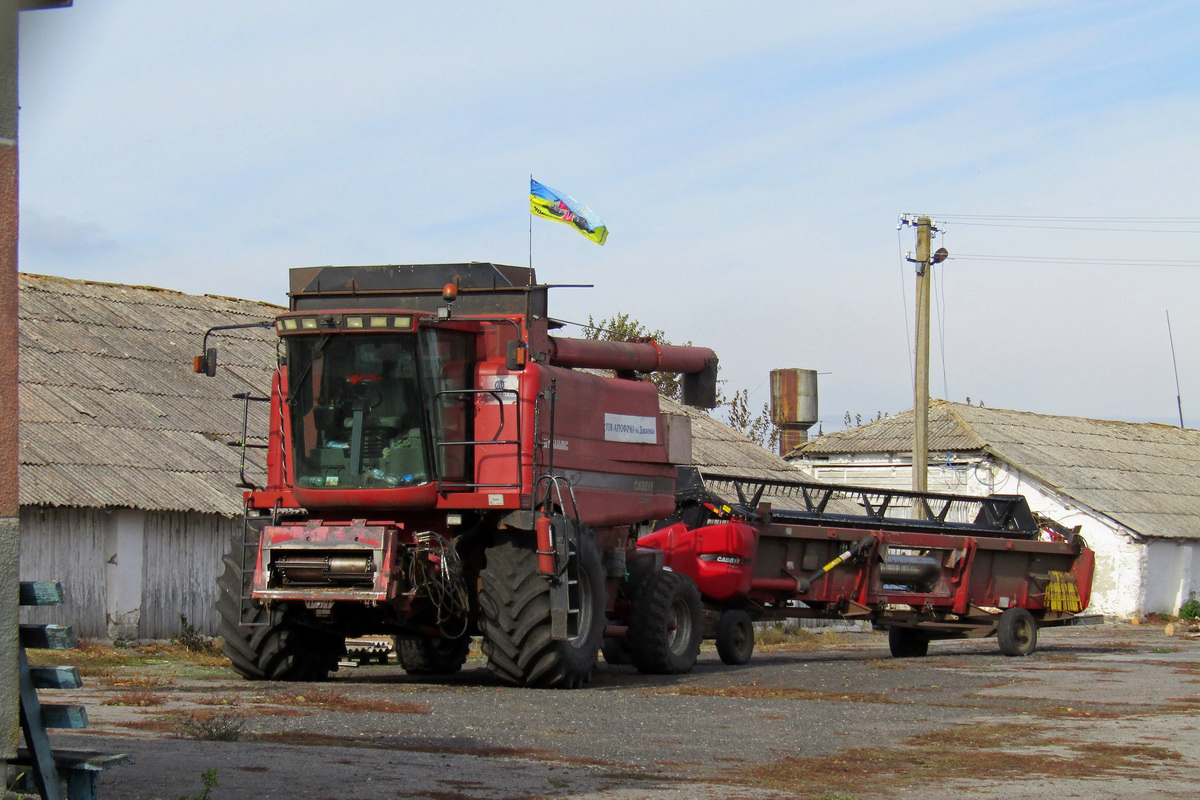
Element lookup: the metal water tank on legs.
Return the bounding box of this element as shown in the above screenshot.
[770,368,819,456]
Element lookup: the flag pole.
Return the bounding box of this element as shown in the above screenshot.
[528,175,533,269]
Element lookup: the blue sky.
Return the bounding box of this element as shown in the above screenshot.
[16,1,1200,430]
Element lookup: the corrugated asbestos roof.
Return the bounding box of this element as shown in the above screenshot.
[660,395,804,483]
[18,273,801,515]
[793,400,1200,540]
[18,273,279,516]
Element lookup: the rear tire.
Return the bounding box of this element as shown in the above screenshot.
[479,531,605,688]
[715,609,755,665]
[628,571,703,674]
[215,529,344,681]
[395,635,471,675]
[888,626,930,658]
[997,607,1038,656]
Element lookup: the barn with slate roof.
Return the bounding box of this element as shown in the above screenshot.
[17,273,278,639]
[788,400,1200,618]
[16,272,803,639]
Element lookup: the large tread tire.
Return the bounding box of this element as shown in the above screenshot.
[628,570,703,675]
[715,609,755,666]
[888,626,930,658]
[478,532,605,688]
[395,635,471,675]
[215,530,344,681]
[997,607,1038,657]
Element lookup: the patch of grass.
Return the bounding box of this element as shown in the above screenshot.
[177,711,247,742]
[731,720,1185,797]
[103,689,165,707]
[263,688,430,715]
[104,672,176,689]
[865,658,909,670]
[755,624,848,651]
[174,614,223,657]
[26,639,229,673]
[193,694,242,707]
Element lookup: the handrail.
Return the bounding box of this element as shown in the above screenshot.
[433,387,522,491]
[230,392,270,490]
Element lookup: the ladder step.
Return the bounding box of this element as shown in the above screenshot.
[20,624,76,651]
[29,666,82,690]
[19,581,65,607]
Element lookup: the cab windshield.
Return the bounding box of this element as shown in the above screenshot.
[286,328,475,490]
[288,334,429,489]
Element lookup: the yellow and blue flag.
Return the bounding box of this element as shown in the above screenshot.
[530,178,608,245]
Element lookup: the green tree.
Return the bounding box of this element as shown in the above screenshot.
[583,313,683,401]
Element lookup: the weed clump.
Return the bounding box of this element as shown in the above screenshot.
[1180,593,1200,621]
[177,711,247,741]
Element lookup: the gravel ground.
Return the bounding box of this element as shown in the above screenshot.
[29,622,1200,800]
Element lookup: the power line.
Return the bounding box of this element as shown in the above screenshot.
[930,214,1200,223]
[935,221,1200,234]
[951,254,1200,267]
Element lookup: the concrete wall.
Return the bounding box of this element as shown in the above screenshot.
[19,506,237,639]
[1,517,17,762]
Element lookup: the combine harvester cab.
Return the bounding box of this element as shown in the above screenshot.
[641,469,1097,665]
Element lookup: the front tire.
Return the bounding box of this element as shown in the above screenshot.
[215,529,344,681]
[479,531,605,688]
[628,571,703,674]
[715,609,755,665]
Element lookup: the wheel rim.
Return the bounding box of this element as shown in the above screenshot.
[1014,619,1033,649]
[734,617,752,654]
[566,542,594,649]
[667,596,693,655]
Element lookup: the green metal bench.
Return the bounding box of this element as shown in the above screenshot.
[11,581,131,800]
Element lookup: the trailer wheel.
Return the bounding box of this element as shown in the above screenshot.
[997,607,1038,656]
[627,570,703,674]
[479,531,605,688]
[215,530,344,681]
[888,626,930,658]
[715,609,755,665]
[395,635,471,675]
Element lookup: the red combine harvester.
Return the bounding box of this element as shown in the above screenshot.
[641,470,1097,664]
[199,262,1096,688]
[198,263,720,687]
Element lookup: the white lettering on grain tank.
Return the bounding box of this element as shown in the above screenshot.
[603,413,657,444]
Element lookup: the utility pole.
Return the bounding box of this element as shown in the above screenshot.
[912,217,931,497]
[1,0,72,774]
[901,214,948,511]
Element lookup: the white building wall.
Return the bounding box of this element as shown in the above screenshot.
[1143,540,1200,615]
[19,506,111,638]
[20,505,236,639]
[139,511,236,638]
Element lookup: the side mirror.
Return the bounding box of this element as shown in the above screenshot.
[193,347,218,377]
[506,340,528,371]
